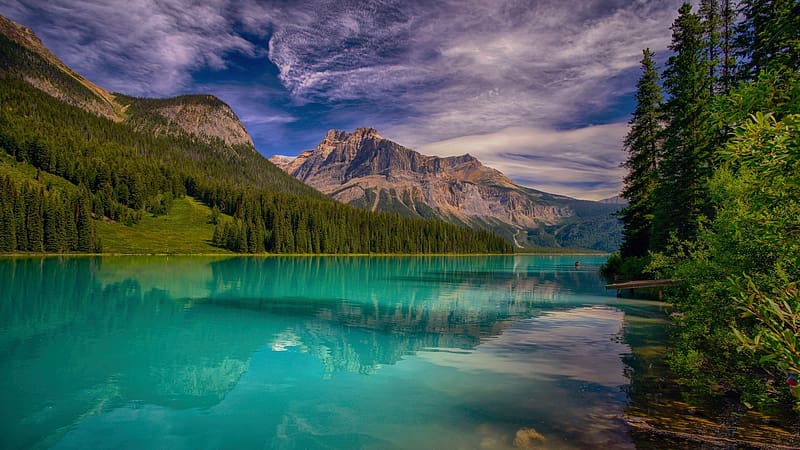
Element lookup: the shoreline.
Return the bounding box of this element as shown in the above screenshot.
[0,251,609,257]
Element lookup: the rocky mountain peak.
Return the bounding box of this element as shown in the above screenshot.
[352,127,381,139]
[319,127,381,150]
[323,129,348,142]
[268,128,621,250]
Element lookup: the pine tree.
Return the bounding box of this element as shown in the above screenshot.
[64,198,78,251]
[619,49,663,258]
[43,195,61,252]
[652,3,713,249]
[75,190,93,252]
[736,0,800,79]
[0,177,16,251]
[13,187,27,251]
[700,0,721,94]
[719,0,738,92]
[25,187,44,252]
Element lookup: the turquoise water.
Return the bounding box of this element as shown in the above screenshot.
[0,255,644,449]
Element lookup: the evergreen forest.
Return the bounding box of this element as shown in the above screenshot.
[606,0,800,412]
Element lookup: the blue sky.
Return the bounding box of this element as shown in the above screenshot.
[0,0,685,199]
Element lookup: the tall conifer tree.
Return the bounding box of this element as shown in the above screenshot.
[652,3,712,249]
[700,0,721,94]
[75,190,93,252]
[719,0,738,92]
[619,49,663,258]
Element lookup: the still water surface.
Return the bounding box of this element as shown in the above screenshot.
[0,255,657,449]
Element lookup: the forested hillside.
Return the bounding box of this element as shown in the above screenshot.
[606,0,799,412]
[0,27,511,254]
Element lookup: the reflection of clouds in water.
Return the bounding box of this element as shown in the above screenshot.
[270,329,307,353]
[417,306,629,387]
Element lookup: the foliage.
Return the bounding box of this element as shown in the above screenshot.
[733,278,800,406]
[613,0,800,413]
[735,0,800,79]
[651,3,714,249]
[618,48,662,257]
[654,112,800,409]
[0,172,99,252]
[721,112,800,407]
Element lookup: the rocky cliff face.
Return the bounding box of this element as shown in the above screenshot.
[123,95,255,148]
[271,128,576,234]
[271,128,622,250]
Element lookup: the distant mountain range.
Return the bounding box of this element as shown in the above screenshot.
[271,128,622,251]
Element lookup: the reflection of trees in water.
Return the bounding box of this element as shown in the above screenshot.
[0,257,99,342]
[617,300,800,448]
[0,258,264,449]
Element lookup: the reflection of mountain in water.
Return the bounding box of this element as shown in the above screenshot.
[203,256,611,376]
[0,256,612,449]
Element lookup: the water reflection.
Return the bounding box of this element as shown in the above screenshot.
[0,255,627,450]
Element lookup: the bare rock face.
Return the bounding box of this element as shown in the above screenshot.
[146,95,255,148]
[270,128,573,230]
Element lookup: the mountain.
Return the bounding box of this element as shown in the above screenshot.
[599,195,627,205]
[271,128,622,251]
[0,15,253,149]
[0,15,510,254]
[116,94,255,148]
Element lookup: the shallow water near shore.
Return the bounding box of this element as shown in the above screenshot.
[0,255,795,449]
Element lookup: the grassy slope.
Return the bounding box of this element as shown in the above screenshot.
[0,153,76,191]
[2,156,233,255]
[96,196,232,254]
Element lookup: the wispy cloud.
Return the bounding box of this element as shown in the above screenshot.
[263,0,681,135]
[2,0,257,95]
[417,124,629,200]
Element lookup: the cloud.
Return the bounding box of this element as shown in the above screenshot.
[263,0,683,138]
[2,0,257,96]
[416,123,629,200]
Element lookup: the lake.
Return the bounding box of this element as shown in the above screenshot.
[1,255,665,449]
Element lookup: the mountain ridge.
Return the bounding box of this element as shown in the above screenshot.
[270,128,621,251]
[0,14,254,149]
[0,14,121,120]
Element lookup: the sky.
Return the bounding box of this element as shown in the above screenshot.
[0,0,686,200]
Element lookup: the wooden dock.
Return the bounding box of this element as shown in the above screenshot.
[605,279,680,300]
